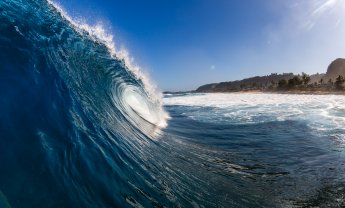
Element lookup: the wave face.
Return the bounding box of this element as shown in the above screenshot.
[0,0,172,207]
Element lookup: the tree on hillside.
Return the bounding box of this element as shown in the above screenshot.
[278,79,287,88]
[328,78,333,85]
[335,75,345,90]
[288,76,303,87]
[301,72,311,85]
[319,78,324,85]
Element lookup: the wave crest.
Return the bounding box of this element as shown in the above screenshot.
[47,0,169,128]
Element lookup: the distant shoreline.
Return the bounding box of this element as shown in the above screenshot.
[164,90,345,96]
[192,90,345,95]
[190,58,345,95]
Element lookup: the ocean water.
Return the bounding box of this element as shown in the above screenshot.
[1,0,345,207]
[163,93,345,207]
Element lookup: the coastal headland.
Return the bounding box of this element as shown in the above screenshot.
[193,58,345,94]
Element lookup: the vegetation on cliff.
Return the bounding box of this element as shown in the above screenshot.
[195,58,345,93]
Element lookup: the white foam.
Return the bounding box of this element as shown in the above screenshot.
[164,92,345,134]
[124,89,167,128]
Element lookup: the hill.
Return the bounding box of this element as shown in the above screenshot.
[195,58,345,93]
[324,58,345,81]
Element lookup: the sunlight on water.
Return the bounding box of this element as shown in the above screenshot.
[124,88,168,128]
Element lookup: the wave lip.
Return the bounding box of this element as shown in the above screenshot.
[47,0,168,129]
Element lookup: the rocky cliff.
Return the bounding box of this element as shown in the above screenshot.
[324,58,345,80]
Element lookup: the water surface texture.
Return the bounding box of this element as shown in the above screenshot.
[164,93,345,207]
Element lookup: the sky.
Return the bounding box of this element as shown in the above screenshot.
[55,0,345,91]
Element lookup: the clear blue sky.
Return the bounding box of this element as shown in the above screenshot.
[55,0,345,91]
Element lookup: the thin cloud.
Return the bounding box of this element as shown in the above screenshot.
[260,0,345,75]
[312,0,337,16]
[302,0,343,31]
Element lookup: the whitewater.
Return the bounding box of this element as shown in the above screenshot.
[1,0,345,207]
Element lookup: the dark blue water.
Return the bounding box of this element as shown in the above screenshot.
[1,0,345,207]
[163,93,345,207]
